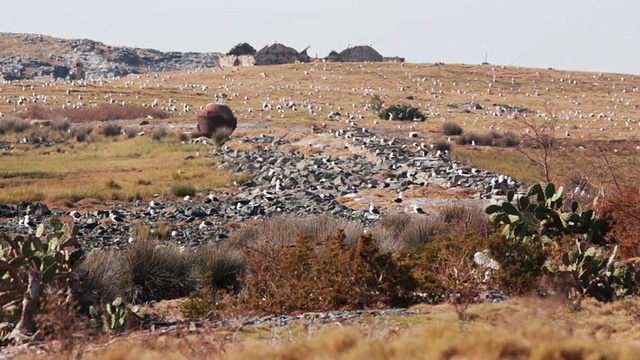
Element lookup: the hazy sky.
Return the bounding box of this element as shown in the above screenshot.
[5,0,639,74]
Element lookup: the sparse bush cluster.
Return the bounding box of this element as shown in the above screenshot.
[0,116,32,134]
[442,121,520,148]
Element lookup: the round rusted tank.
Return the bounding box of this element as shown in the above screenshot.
[196,103,237,138]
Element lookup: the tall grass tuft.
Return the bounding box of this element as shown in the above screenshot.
[170,183,196,197]
[190,243,247,291]
[443,122,463,136]
[211,126,234,147]
[120,239,194,304]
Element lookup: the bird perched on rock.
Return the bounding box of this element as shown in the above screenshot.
[197,93,237,138]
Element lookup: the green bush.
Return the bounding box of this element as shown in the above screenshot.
[486,233,548,296]
[379,104,425,121]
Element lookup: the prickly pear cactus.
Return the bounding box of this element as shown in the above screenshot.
[486,182,612,245]
[544,240,640,302]
[0,222,85,340]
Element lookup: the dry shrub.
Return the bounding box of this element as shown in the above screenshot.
[151,127,168,141]
[26,126,51,143]
[397,223,488,304]
[598,185,640,259]
[373,213,443,250]
[443,121,463,135]
[125,127,138,139]
[36,288,91,352]
[497,130,521,147]
[228,214,363,249]
[374,205,489,251]
[19,104,169,122]
[211,125,234,146]
[439,203,492,238]
[49,117,70,132]
[241,230,416,313]
[0,116,31,134]
[98,122,123,137]
[78,250,123,303]
[105,179,122,190]
[70,124,93,142]
[457,132,495,146]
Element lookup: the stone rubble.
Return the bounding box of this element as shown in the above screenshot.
[0,132,522,251]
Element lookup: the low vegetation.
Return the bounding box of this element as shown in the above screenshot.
[18,104,169,122]
[379,104,425,121]
[1,182,640,356]
[0,134,232,203]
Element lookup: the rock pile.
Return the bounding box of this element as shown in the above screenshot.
[0,132,522,250]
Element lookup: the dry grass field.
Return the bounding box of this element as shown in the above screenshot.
[18,297,640,360]
[3,61,640,204]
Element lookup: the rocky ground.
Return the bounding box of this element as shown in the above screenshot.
[0,126,522,250]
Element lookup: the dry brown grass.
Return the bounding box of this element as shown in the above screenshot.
[24,297,640,359]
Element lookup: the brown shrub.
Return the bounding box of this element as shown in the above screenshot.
[598,185,640,259]
[241,230,416,313]
[396,223,488,304]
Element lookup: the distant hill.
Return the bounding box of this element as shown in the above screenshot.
[0,33,221,80]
